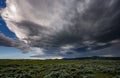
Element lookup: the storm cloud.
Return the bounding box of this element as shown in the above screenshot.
[1,0,120,58]
[0,33,31,52]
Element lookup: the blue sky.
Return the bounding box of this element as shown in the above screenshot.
[0,46,34,59]
[0,0,16,38]
[0,0,34,59]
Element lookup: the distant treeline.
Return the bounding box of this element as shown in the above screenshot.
[62,56,120,60]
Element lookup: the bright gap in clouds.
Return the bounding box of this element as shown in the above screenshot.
[0,0,120,59]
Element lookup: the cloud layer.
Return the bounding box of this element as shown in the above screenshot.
[0,33,31,52]
[1,0,120,58]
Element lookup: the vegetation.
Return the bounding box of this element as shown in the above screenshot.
[0,59,120,78]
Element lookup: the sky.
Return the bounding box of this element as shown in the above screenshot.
[0,0,120,59]
[0,0,35,59]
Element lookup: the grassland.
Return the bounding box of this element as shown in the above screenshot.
[0,59,120,78]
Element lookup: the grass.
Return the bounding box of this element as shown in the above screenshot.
[0,59,120,78]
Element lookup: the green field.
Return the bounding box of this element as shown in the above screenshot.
[0,59,120,78]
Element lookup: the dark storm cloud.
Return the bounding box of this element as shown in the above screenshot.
[14,20,54,48]
[1,0,120,58]
[0,33,31,52]
[0,33,14,46]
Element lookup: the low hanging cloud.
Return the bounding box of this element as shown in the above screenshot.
[1,0,120,58]
[0,33,31,52]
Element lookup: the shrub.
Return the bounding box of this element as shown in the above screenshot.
[44,70,70,78]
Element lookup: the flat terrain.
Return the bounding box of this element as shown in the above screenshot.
[0,59,120,78]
